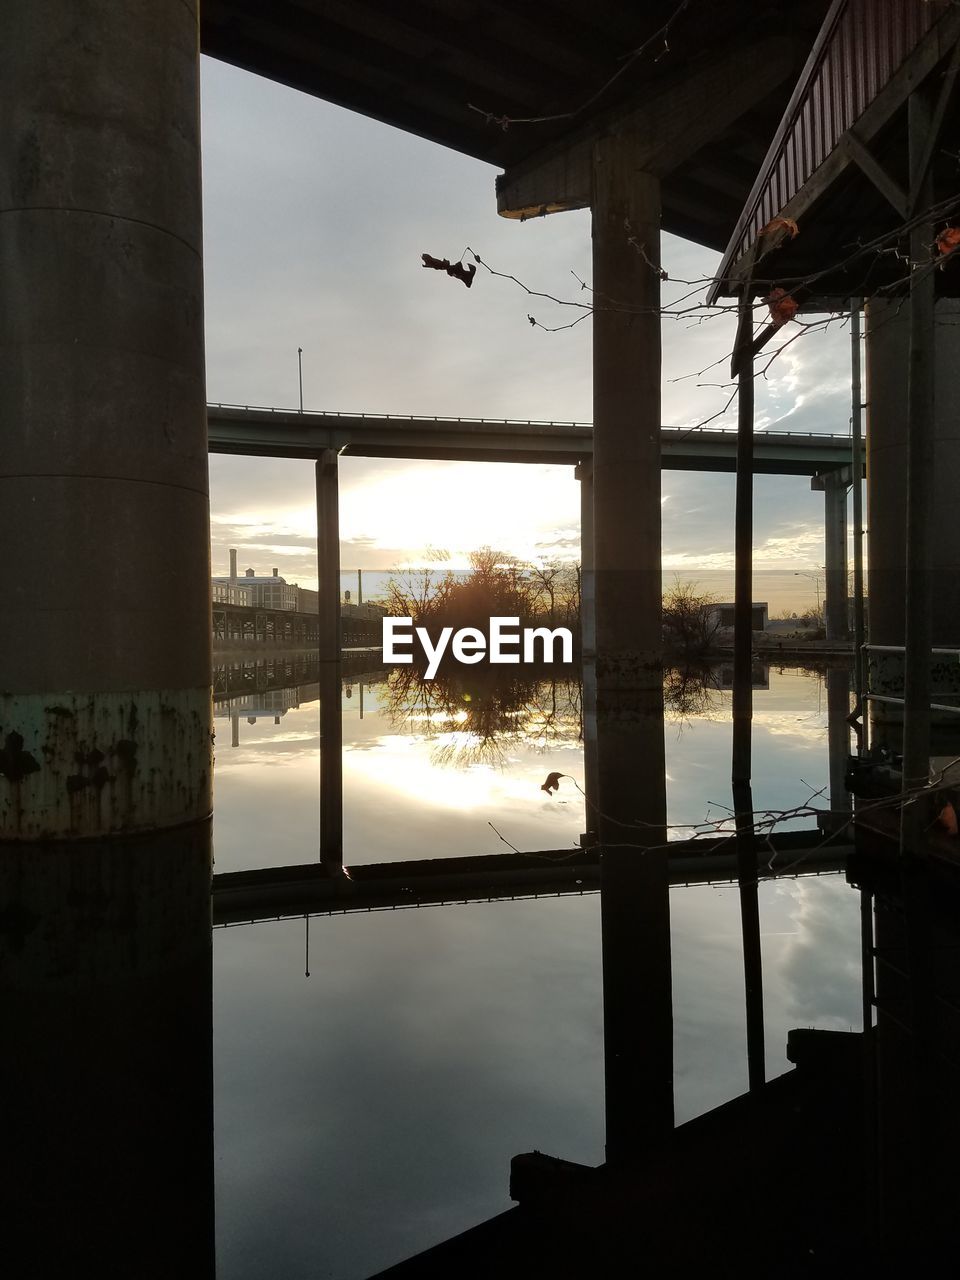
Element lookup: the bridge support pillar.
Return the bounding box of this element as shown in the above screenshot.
[866,298,960,748]
[591,135,672,1162]
[316,451,343,870]
[1,0,213,1269]
[812,469,850,641]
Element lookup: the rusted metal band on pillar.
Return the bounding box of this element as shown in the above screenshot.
[0,688,213,839]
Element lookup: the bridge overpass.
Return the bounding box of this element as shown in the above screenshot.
[208,401,859,648]
[208,403,856,477]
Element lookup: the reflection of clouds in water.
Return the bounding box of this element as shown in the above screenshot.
[215,898,605,1277]
[777,878,863,1030]
[344,731,579,816]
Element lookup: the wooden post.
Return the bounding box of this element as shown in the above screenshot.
[591,134,672,1161]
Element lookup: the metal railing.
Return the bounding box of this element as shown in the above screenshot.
[206,401,853,442]
[862,642,960,715]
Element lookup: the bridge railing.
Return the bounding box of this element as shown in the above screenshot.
[206,402,851,443]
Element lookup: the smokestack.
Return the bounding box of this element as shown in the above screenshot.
[229,548,238,583]
[245,568,254,577]
[272,567,278,577]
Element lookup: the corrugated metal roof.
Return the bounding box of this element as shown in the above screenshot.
[712,0,954,297]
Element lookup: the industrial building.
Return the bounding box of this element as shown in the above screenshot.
[212,547,317,613]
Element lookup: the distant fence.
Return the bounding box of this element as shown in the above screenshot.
[213,602,381,648]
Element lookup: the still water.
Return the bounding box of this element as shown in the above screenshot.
[212,656,862,1278]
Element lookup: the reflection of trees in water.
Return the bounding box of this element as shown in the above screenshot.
[663,663,725,725]
[383,665,582,767]
[383,662,727,766]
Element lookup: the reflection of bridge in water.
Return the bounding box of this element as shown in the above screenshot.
[15,3,960,1271]
[210,656,854,923]
[213,652,388,746]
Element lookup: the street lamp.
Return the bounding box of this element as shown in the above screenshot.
[794,569,823,616]
[297,346,304,413]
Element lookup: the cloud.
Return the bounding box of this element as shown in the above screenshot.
[201,58,853,593]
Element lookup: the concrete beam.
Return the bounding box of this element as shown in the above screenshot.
[496,37,797,220]
[207,406,859,475]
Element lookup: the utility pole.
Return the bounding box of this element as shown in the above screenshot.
[298,346,304,413]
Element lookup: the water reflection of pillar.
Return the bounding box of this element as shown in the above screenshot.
[317,451,343,871]
[591,137,672,1162]
[576,462,599,838]
[232,712,241,748]
[5,826,215,1270]
[1,1,213,1267]
[826,666,852,818]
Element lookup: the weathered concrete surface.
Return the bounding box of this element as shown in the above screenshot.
[0,0,211,837]
[0,689,212,837]
[865,298,960,746]
[866,298,960,649]
[591,135,672,1159]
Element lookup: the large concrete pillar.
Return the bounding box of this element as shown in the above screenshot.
[1,1,212,833]
[591,135,672,1161]
[867,298,960,642]
[812,469,850,642]
[576,461,596,658]
[865,299,960,745]
[1,2,213,1268]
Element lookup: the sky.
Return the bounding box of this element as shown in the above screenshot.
[200,57,858,615]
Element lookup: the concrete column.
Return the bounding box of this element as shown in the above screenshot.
[1,2,213,1268]
[865,298,960,746]
[576,461,596,657]
[591,135,671,1160]
[1,0,212,838]
[812,470,849,642]
[317,451,341,663]
[316,452,343,869]
[866,298,960,641]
